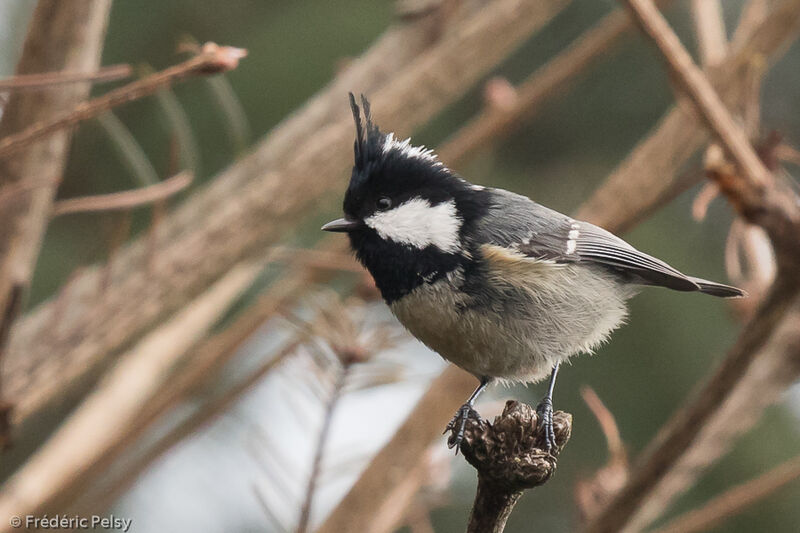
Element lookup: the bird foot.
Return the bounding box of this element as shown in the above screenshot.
[535,397,557,455]
[445,403,476,453]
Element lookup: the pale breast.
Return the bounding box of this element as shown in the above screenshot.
[389,259,634,383]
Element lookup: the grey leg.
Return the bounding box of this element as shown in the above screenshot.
[536,362,560,454]
[446,376,491,451]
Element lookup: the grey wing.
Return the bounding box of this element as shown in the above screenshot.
[475,188,701,291]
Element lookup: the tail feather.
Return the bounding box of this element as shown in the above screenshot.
[688,276,746,298]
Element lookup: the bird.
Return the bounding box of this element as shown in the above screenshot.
[322,94,744,452]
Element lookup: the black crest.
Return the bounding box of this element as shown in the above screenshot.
[348,93,385,187]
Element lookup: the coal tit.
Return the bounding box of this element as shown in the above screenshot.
[323,94,744,452]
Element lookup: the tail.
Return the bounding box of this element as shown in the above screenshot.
[688,276,746,298]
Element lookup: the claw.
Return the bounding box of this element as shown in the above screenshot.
[446,403,474,453]
[536,397,557,455]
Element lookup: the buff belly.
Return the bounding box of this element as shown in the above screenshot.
[389,265,634,383]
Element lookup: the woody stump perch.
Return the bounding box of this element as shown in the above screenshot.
[452,400,573,533]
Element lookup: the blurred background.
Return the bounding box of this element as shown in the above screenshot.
[0,0,799,532]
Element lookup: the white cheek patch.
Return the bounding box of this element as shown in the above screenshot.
[365,198,462,253]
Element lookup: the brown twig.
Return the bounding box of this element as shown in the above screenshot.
[651,454,800,533]
[623,0,771,189]
[575,388,629,523]
[0,0,113,450]
[0,64,131,91]
[458,402,572,533]
[51,171,193,217]
[56,243,349,515]
[75,337,304,517]
[437,1,676,165]
[0,260,261,528]
[0,43,246,159]
[296,363,352,533]
[690,0,727,222]
[318,367,478,533]
[690,0,727,66]
[581,387,625,462]
[732,0,770,48]
[575,0,800,233]
[583,1,800,531]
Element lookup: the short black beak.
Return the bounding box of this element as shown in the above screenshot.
[321,217,362,232]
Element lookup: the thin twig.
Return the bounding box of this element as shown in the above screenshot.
[0,43,247,158]
[651,454,800,533]
[690,0,728,226]
[575,0,800,233]
[581,387,625,461]
[97,111,160,187]
[575,388,629,523]
[205,75,252,154]
[437,1,676,164]
[296,363,352,533]
[732,0,770,48]
[150,67,201,175]
[690,0,727,66]
[51,171,193,216]
[318,367,478,533]
[53,170,194,217]
[78,337,303,516]
[0,64,131,91]
[0,260,262,527]
[0,0,113,449]
[583,1,800,531]
[623,0,771,189]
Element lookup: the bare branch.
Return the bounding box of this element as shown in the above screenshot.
[0,260,262,526]
[0,43,247,159]
[0,64,131,91]
[582,1,800,531]
[460,402,572,533]
[625,0,770,188]
[576,0,800,233]
[296,364,351,533]
[581,386,625,462]
[75,336,303,516]
[51,240,351,515]
[732,0,770,48]
[690,0,727,66]
[51,171,193,216]
[575,388,629,523]
[0,0,113,449]
[438,2,677,165]
[652,454,800,533]
[318,367,478,533]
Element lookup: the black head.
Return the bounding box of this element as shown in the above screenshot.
[322,94,490,303]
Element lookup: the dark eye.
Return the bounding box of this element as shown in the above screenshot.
[376,197,392,211]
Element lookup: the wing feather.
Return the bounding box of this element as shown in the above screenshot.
[474,189,701,291]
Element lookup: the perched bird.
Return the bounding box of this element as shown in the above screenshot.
[323,94,744,452]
